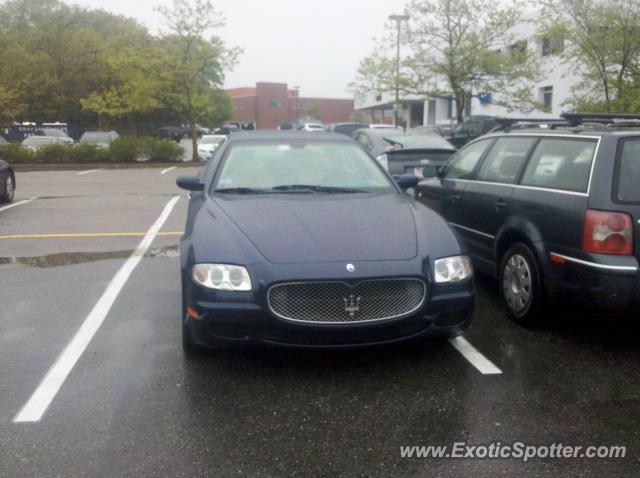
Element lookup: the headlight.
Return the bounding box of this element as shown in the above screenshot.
[192,264,252,291]
[434,256,472,283]
[376,154,389,171]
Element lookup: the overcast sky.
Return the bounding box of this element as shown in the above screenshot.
[71,0,407,98]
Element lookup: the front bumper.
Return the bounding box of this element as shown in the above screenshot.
[182,261,474,348]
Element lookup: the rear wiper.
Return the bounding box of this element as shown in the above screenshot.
[214,187,272,194]
[272,184,368,194]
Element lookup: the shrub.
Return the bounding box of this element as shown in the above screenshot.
[109,136,145,163]
[34,144,72,163]
[3,143,35,163]
[144,138,184,162]
[68,144,110,163]
[1,136,184,164]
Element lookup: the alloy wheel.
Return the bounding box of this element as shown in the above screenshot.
[5,176,14,201]
[502,254,532,313]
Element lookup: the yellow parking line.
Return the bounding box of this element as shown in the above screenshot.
[0,232,184,239]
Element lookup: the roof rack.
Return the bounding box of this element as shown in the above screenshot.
[491,117,565,133]
[561,113,640,125]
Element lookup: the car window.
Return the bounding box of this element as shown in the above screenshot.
[215,141,392,191]
[616,139,640,202]
[476,137,536,184]
[520,138,597,192]
[442,139,493,180]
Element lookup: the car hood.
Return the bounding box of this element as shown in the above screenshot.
[213,192,418,264]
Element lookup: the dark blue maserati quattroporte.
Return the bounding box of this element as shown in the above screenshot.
[176,132,474,354]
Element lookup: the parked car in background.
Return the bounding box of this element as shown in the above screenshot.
[33,128,74,145]
[410,125,446,136]
[445,115,499,148]
[297,123,327,132]
[157,126,183,142]
[175,131,474,354]
[352,129,457,176]
[416,114,640,324]
[214,124,240,135]
[182,124,209,138]
[0,157,15,203]
[22,135,67,150]
[197,134,226,160]
[329,122,369,136]
[369,124,398,130]
[278,122,294,130]
[79,131,119,149]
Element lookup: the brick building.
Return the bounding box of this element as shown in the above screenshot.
[227,82,355,130]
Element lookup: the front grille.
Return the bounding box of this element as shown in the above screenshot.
[268,279,426,324]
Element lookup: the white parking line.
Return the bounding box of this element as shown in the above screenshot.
[0,197,37,213]
[160,166,177,175]
[77,169,100,176]
[449,336,502,375]
[13,195,181,423]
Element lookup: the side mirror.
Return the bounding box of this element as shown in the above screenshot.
[396,174,420,190]
[176,176,204,191]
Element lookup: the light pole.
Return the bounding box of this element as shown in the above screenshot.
[91,48,102,129]
[293,86,300,125]
[389,14,409,128]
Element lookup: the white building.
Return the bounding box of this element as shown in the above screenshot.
[355,13,579,127]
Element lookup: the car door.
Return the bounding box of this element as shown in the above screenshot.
[416,138,495,225]
[455,137,537,271]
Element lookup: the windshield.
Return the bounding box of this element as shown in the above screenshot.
[214,141,392,193]
[383,134,454,150]
[80,132,111,143]
[617,139,640,202]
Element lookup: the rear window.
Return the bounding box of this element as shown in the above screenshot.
[617,139,640,202]
[520,138,597,193]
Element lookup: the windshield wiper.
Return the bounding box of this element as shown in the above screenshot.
[214,187,272,194]
[272,185,368,194]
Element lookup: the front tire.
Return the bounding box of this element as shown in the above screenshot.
[1,174,14,203]
[499,243,545,326]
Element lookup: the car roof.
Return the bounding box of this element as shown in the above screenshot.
[227,131,351,142]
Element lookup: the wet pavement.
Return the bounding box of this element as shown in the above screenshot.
[0,168,638,477]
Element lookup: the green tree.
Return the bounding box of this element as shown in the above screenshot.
[304,103,321,120]
[351,0,541,123]
[120,0,239,160]
[539,0,640,113]
[0,0,150,125]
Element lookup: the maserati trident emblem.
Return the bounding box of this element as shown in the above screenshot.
[344,294,361,317]
[346,263,356,272]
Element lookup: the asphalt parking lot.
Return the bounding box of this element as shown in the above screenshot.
[1,167,639,477]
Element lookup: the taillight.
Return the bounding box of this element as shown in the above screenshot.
[582,209,633,255]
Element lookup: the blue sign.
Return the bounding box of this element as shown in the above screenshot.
[478,93,493,105]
